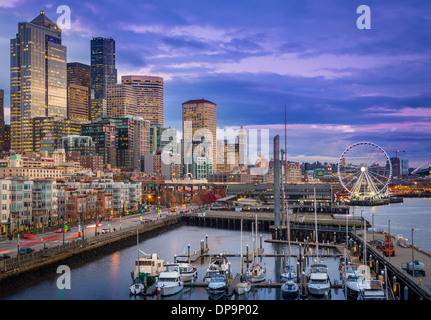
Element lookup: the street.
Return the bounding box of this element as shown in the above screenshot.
[0,204,200,258]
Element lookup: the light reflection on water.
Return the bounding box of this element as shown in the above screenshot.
[3,198,428,300]
[2,225,344,300]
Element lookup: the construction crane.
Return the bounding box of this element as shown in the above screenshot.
[391,149,406,177]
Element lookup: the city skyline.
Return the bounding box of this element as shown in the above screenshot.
[0,1,430,167]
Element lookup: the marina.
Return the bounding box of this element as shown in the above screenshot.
[1,197,430,300]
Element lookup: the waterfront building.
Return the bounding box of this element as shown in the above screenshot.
[208,172,252,183]
[56,183,112,223]
[88,179,142,215]
[11,11,67,153]
[90,37,117,120]
[182,99,217,178]
[122,75,164,126]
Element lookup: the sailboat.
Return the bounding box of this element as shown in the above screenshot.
[235,218,252,295]
[280,105,299,298]
[246,214,267,283]
[307,188,331,297]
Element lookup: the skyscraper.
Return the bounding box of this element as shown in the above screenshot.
[0,89,5,152]
[10,11,67,153]
[122,75,164,126]
[106,84,139,118]
[67,62,91,120]
[182,99,217,179]
[90,37,117,120]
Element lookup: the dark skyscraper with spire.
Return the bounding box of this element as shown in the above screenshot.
[90,37,117,120]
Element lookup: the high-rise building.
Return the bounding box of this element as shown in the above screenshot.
[83,117,150,171]
[32,116,84,152]
[106,84,139,118]
[182,99,217,179]
[58,135,96,157]
[67,62,91,120]
[90,37,117,120]
[3,125,11,152]
[67,62,91,87]
[82,120,117,168]
[0,89,5,152]
[122,75,164,126]
[10,11,67,153]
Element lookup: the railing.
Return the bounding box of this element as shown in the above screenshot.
[0,215,181,275]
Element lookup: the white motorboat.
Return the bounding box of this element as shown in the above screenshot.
[341,262,365,299]
[176,260,197,282]
[281,279,299,299]
[344,272,365,299]
[357,279,387,300]
[307,264,331,297]
[246,263,267,283]
[156,270,184,296]
[203,255,229,282]
[207,273,227,299]
[234,279,252,295]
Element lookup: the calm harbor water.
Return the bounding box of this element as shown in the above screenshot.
[1,198,429,300]
[353,198,431,252]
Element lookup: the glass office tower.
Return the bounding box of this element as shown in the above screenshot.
[10,11,67,153]
[90,37,117,120]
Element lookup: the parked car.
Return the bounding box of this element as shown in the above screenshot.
[0,253,11,260]
[19,247,34,255]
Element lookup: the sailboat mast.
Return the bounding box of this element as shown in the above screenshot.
[255,212,258,259]
[241,218,243,274]
[284,104,291,259]
[314,187,319,261]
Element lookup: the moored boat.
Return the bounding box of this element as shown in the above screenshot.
[234,279,252,295]
[206,273,227,299]
[203,255,229,282]
[246,263,267,283]
[156,270,184,296]
[131,253,165,288]
[281,279,299,299]
[307,264,331,297]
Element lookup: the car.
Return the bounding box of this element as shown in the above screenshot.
[19,247,34,255]
[101,228,111,234]
[0,253,11,260]
[55,228,64,233]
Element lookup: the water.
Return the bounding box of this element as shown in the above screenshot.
[1,198,429,300]
[1,225,344,300]
[352,198,431,252]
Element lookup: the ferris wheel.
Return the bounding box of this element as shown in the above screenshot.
[337,142,392,200]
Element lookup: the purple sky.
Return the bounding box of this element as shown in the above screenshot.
[0,0,430,167]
